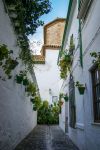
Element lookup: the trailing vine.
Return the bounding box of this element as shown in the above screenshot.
[15,69,41,111]
[4,0,51,71]
[1,0,51,111]
[31,96,41,111]
[0,44,18,79]
[59,35,75,79]
[59,52,71,79]
[69,34,75,55]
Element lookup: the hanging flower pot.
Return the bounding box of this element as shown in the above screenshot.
[78,86,85,95]
[75,81,85,95]
[33,106,37,111]
[23,78,29,86]
[15,75,23,84]
[64,94,69,101]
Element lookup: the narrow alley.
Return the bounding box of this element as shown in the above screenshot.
[14,125,79,150]
[0,0,100,150]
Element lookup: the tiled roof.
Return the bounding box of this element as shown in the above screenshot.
[32,55,45,64]
[40,44,61,56]
[44,18,65,28]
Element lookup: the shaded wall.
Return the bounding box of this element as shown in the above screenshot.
[0,1,37,149]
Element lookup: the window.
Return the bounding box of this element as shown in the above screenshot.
[91,66,100,122]
[69,74,76,128]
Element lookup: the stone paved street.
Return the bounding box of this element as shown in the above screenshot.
[14,125,79,150]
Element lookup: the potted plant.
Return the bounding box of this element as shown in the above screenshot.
[64,94,69,102]
[15,74,23,84]
[59,93,69,102]
[69,34,75,56]
[90,52,100,69]
[25,82,36,97]
[59,100,64,106]
[75,81,85,95]
[23,78,29,86]
[59,53,71,79]
[15,70,26,84]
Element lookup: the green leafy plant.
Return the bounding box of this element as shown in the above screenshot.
[31,96,42,111]
[0,44,18,78]
[15,70,27,84]
[59,53,71,79]
[25,82,37,97]
[5,0,51,35]
[0,44,9,61]
[64,94,69,102]
[59,93,64,99]
[90,52,100,69]
[75,81,85,95]
[38,101,59,124]
[15,74,23,84]
[3,58,18,76]
[59,93,69,102]
[69,34,75,55]
[5,0,51,71]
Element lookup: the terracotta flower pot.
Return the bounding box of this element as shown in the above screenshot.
[60,101,64,106]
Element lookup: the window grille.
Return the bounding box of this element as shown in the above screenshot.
[69,74,76,128]
[91,66,100,122]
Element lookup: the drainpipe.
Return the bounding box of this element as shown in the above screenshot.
[78,0,83,67]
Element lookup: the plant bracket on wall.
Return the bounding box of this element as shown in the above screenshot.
[75,81,85,95]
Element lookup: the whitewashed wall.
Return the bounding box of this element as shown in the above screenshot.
[0,1,37,150]
[34,49,61,103]
[59,78,69,133]
[61,0,100,150]
[81,0,100,150]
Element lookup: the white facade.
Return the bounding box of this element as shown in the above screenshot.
[34,49,61,104]
[0,1,37,149]
[59,0,100,150]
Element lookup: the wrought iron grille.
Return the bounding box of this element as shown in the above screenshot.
[69,74,76,128]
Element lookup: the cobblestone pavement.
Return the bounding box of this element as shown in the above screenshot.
[14,125,79,150]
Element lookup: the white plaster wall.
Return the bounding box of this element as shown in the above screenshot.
[61,0,100,150]
[64,0,79,50]
[0,1,37,149]
[81,1,100,149]
[34,49,61,103]
[62,2,86,149]
[59,78,69,133]
[59,101,66,132]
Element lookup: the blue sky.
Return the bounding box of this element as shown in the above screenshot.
[29,0,69,54]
